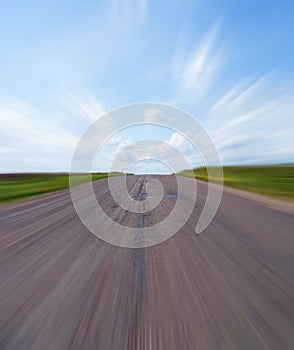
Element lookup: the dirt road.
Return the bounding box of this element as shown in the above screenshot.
[0,175,293,349]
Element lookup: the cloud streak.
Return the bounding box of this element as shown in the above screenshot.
[0,93,106,172]
[171,18,224,101]
[205,73,294,165]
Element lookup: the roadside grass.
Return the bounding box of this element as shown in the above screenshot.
[0,172,123,204]
[179,165,294,200]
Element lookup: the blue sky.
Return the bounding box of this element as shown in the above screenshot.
[0,0,294,173]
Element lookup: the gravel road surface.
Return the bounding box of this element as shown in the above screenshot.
[0,175,293,350]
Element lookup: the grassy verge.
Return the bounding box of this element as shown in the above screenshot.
[0,172,124,204]
[179,165,294,200]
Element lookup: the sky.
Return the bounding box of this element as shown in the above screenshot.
[0,0,294,173]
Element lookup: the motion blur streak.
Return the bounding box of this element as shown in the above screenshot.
[0,176,293,349]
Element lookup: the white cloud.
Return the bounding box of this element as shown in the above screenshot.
[0,92,106,172]
[171,18,224,101]
[168,132,192,153]
[144,108,167,123]
[205,73,294,165]
[100,131,198,174]
[62,94,106,123]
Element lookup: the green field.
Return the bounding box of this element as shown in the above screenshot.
[0,173,122,204]
[179,165,294,200]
